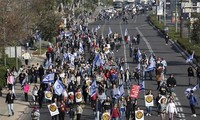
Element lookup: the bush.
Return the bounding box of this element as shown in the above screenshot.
[0,58,21,88]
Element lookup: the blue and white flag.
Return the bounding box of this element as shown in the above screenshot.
[184,88,192,96]
[119,84,125,97]
[113,88,120,99]
[91,27,94,35]
[145,56,155,72]
[79,42,84,53]
[137,49,142,62]
[93,53,101,66]
[45,58,53,69]
[63,53,68,59]
[80,24,82,31]
[108,27,112,36]
[35,30,41,41]
[192,84,199,91]
[140,80,145,91]
[137,63,141,71]
[53,80,65,95]
[90,80,97,97]
[95,25,100,31]
[186,51,194,63]
[42,73,55,83]
[124,28,128,36]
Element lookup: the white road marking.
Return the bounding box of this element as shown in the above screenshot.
[136,27,186,118]
[120,22,128,69]
[136,27,153,53]
[134,15,137,23]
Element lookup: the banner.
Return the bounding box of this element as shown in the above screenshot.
[130,85,140,98]
[145,95,154,106]
[75,91,83,103]
[48,103,59,116]
[45,91,53,100]
[102,112,110,120]
[135,110,144,120]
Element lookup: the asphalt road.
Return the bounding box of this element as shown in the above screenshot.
[21,12,199,120]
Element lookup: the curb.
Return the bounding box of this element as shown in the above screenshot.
[148,19,198,68]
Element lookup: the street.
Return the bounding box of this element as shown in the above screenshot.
[21,12,199,120]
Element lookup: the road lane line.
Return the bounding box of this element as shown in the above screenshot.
[136,27,153,53]
[135,27,186,119]
[134,15,137,23]
[120,22,128,69]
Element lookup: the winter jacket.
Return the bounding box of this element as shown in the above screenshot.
[187,94,198,106]
[5,93,15,104]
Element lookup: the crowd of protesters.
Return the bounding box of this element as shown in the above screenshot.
[2,8,200,120]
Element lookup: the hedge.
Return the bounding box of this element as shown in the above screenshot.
[0,58,21,88]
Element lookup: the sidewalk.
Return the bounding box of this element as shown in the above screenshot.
[0,51,46,120]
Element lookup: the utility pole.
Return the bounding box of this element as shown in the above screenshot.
[163,0,166,26]
[175,0,178,32]
[180,0,183,38]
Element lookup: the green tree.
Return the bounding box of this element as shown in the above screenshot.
[30,0,61,41]
[191,17,200,44]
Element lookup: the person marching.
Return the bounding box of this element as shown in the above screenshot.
[187,90,198,117]
[5,90,15,117]
[166,99,177,120]
[31,106,40,120]
[187,66,194,85]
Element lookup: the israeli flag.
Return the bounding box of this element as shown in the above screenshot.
[91,27,94,35]
[186,51,194,63]
[93,54,101,67]
[140,80,145,91]
[108,27,112,36]
[79,42,84,53]
[45,58,53,69]
[100,58,105,65]
[119,84,125,97]
[95,25,100,31]
[184,88,192,96]
[90,80,97,97]
[113,88,120,99]
[63,53,68,59]
[35,30,41,41]
[137,49,142,62]
[138,63,141,71]
[192,84,199,91]
[80,24,83,31]
[42,73,55,83]
[150,54,156,67]
[124,28,128,36]
[53,80,65,95]
[145,61,155,72]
